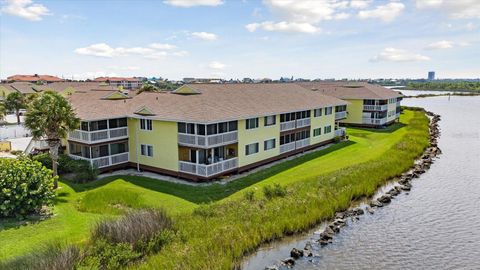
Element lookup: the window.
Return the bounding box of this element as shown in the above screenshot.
[110,142,128,155]
[314,108,322,117]
[197,124,206,135]
[109,118,127,129]
[296,130,310,140]
[280,133,295,145]
[140,144,153,157]
[324,125,332,134]
[245,143,259,155]
[228,121,237,131]
[207,124,217,135]
[313,128,322,137]
[264,115,276,126]
[218,122,228,133]
[80,122,89,131]
[140,119,152,130]
[89,120,108,131]
[246,118,259,130]
[335,105,346,112]
[264,139,276,150]
[325,107,333,115]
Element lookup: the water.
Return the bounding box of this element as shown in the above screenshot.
[243,95,480,270]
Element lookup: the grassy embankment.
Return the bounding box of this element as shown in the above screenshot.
[0,109,430,269]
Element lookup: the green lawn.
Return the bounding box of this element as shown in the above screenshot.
[0,110,420,262]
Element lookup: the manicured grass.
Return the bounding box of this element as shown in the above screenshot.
[0,110,428,265]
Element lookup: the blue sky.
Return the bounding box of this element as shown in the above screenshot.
[0,0,479,80]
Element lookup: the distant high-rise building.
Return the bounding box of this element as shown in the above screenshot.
[428,71,435,81]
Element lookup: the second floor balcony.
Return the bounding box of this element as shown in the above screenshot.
[69,127,128,144]
[363,104,388,111]
[178,130,238,148]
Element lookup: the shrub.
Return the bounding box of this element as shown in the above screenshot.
[91,209,173,250]
[32,153,98,182]
[0,242,80,270]
[83,239,141,270]
[86,209,174,269]
[263,183,287,199]
[0,158,55,217]
[243,190,255,201]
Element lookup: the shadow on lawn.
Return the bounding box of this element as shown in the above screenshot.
[347,121,406,134]
[62,140,355,204]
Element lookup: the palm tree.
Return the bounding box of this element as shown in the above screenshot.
[25,91,80,189]
[137,84,158,95]
[5,91,25,124]
[0,102,6,122]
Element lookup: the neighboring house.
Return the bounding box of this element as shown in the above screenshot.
[94,77,142,89]
[66,83,348,181]
[0,81,118,97]
[297,82,402,127]
[7,74,64,83]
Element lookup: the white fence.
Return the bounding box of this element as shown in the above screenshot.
[70,152,129,168]
[68,127,128,144]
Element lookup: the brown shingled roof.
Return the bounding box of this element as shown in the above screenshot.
[296,82,402,100]
[94,77,141,82]
[68,83,347,123]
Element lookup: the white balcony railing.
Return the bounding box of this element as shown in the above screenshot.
[280,142,296,154]
[68,127,128,144]
[70,152,129,168]
[363,104,388,111]
[335,111,347,120]
[295,138,310,149]
[295,118,311,129]
[178,131,238,148]
[335,127,346,137]
[280,120,296,131]
[179,157,238,177]
[362,117,387,125]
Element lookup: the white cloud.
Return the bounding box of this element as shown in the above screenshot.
[74,43,187,59]
[358,2,405,22]
[371,48,430,62]
[246,21,320,34]
[191,31,218,41]
[263,0,351,24]
[149,43,177,50]
[208,61,226,69]
[163,0,223,7]
[108,65,141,71]
[350,0,372,9]
[425,40,471,50]
[416,0,480,19]
[425,40,454,50]
[1,0,51,21]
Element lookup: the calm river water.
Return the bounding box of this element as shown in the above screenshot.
[243,94,480,270]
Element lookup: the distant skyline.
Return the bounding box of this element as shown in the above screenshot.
[0,0,479,80]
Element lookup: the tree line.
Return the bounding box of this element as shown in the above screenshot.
[405,81,480,92]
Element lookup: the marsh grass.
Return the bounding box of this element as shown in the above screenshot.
[0,242,80,270]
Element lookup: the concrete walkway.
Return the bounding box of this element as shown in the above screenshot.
[98,141,337,187]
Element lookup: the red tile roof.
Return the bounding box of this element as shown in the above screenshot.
[7,74,64,82]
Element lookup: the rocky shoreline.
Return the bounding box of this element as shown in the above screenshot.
[267,111,441,270]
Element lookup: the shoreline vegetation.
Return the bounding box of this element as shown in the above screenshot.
[394,81,480,92]
[402,92,480,98]
[0,109,431,270]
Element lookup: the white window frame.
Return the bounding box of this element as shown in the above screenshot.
[314,108,322,117]
[313,128,322,137]
[264,138,276,151]
[264,115,276,127]
[245,142,259,156]
[324,125,332,134]
[246,118,259,130]
[325,107,333,115]
[140,118,153,131]
[140,144,153,157]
